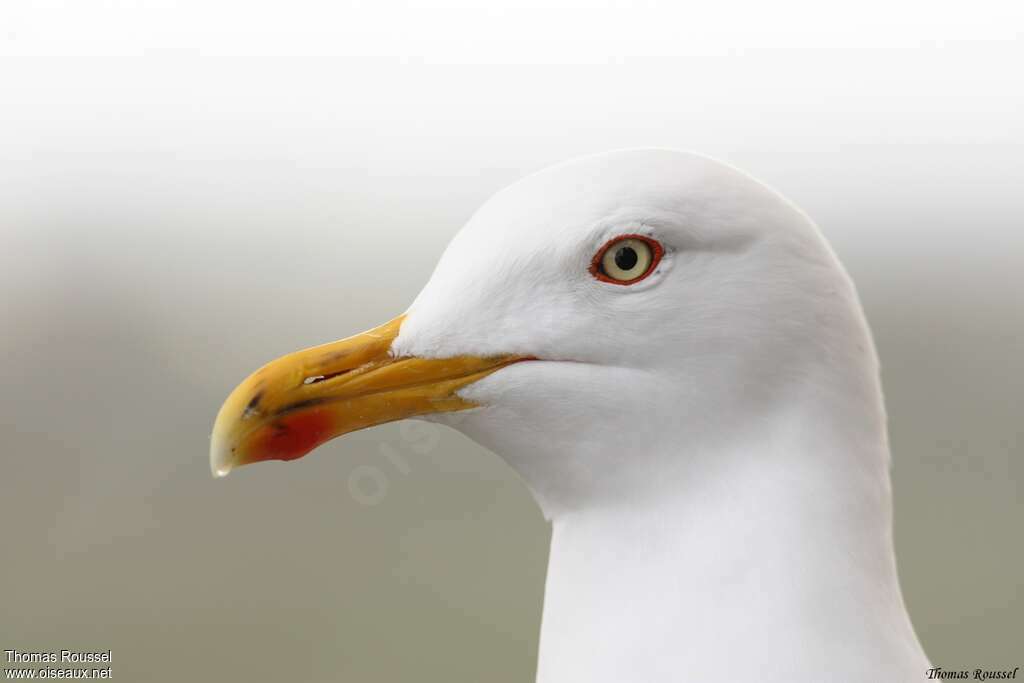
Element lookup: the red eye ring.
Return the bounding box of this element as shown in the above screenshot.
[590,234,665,285]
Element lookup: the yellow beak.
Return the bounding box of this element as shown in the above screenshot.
[209,315,526,477]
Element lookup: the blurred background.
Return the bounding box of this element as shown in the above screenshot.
[1,1,1022,680]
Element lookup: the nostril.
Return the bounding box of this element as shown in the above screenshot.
[303,369,352,386]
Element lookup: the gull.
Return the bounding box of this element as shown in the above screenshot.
[211,149,931,682]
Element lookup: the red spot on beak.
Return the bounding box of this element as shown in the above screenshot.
[247,407,335,464]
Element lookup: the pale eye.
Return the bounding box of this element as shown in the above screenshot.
[591,235,663,285]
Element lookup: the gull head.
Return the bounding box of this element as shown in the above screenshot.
[211,149,880,515]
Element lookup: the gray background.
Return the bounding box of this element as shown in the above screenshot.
[2,3,1022,680]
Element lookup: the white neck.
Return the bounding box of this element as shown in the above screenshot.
[534,402,929,683]
[450,259,934,682]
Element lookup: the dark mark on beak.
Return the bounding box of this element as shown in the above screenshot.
[243,392,263,419]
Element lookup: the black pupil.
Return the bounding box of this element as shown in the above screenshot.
[614,246,639,271]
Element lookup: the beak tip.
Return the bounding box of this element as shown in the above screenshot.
[210,432,234,479]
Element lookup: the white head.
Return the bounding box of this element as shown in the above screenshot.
[392,148,884,517]
[212,148,886,512]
